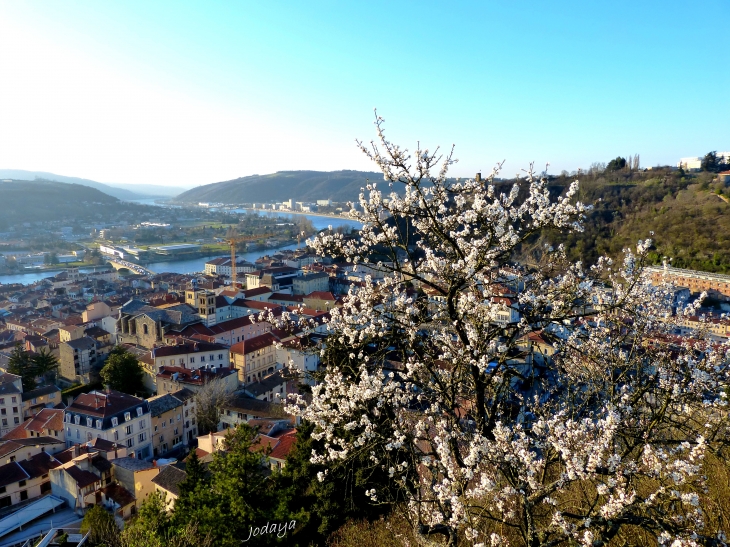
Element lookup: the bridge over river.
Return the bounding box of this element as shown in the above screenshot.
[108,259,156,276]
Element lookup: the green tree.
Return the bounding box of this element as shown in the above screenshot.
[100,347,145,395]
[271,421,396,547]
[7,345,36,391]
[80,505,120,547]
[172,425,278,546]
[179,451,207,495]
[121,491,214,547]
[702,150,720,172]
[31,347,59,383]
[605,156,627,171]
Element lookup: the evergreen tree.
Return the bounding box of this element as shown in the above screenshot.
[272,421,398,546]
[31,347,59,383]
[121,491,213,547]
[172,424,278,546]
[100,346,145,395]
[179,451,207,495]
[7,345,36,391]
[605,155,627,171]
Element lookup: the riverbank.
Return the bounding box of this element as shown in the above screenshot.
[1,214,362,285]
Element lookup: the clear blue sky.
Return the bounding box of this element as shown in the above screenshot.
[1,1,727,186]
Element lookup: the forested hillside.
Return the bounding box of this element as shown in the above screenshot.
[523,167,730,272]
[0,180,120,223]
[174,170,383,204]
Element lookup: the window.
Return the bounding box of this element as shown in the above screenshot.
[154,425,158,432]
[139,432,146,442]
[174,428,179,436]
[111,417,118,427]
[12,407,18,414]
[32,398,38,405]
[199,356,204,362]
[19,490,28,501]
[126,425,133,435]
[95,420,102,429]
[139,419,146,430]
[0,398,3,405]
[76,429,80,439]
[143,324,149,335]
[218,354,223,360]
[190,357,195,363]
[49,393,56,399]
[169,418,174,425]
[161,421,166,428]
[11,397,16,403]
[136,407,143,417]
[14,417,19,425]
[114,431,119,441]
[159,434,164,442]
[86,417,93,427]
[126,438,134,448]
[87,432,93,441]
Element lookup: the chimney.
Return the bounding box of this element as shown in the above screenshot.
[475,172,482,183]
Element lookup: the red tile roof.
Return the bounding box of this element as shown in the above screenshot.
[305,291,336,300]
[230,332,278,356]
[269,430,297,461]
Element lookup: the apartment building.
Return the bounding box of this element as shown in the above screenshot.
[230,332,280,384]
[647,265,730,299]
[0,373,23,435]
[204,257,255,276]
[292,272,330,295]
[64,389,152,460]
[151,341,230,374]
[59,336,99,384]
[147,388,197,456]
[245,266,300,292]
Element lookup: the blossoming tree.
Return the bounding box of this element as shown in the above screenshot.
[286,115,730,547]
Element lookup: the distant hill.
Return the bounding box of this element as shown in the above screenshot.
[174,170,384,204]
[0,170,186,200]
[0,179,119,225]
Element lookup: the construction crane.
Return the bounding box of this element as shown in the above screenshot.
[227,233,276,288]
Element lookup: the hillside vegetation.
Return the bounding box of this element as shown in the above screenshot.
[523,167,730,272]
[174,170,384,204]
[0,179,120,223]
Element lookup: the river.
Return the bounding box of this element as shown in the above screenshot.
[0,212,361,286]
